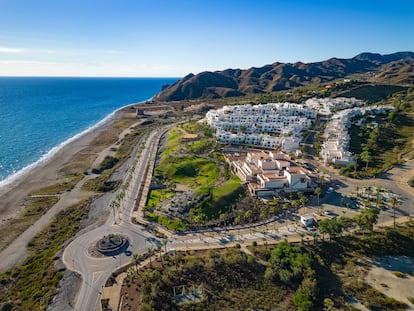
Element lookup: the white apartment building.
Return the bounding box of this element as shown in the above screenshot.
[305,97,364,115]
[227,150,315,197]
[320,105,394,166]
[205,103,316,153]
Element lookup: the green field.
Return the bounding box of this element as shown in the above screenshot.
[156,155,219,188]
[146,189,174,208]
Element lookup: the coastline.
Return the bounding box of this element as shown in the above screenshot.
[0,100,143,220]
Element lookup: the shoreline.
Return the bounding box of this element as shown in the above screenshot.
[0,100,146,220]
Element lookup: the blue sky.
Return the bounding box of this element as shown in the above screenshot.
[0,0,412,77]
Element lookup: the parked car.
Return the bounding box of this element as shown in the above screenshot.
[326,187,334,194]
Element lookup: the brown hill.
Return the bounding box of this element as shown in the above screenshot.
[372,59,414,85]
[156,52,414,101]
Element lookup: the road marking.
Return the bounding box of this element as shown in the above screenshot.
[92,271,103,282]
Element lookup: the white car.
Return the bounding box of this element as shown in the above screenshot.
[326,187,334,194]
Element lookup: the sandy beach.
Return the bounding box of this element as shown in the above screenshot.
[0,107,131,221]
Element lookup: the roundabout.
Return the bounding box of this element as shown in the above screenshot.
[93,234,129,256]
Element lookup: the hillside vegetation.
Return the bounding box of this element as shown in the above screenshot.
[116,221,414,311]
[156,52,414,101]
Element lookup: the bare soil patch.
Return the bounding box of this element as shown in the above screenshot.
[365,256,414,309]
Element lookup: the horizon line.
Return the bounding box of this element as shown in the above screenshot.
[0,75,182,79]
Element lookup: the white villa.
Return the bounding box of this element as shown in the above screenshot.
[320,105,395,166]
[205,103,316,153]
[227,150,316,197]
[305,97,364,115]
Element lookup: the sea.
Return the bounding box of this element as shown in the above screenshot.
[0,77,178,186]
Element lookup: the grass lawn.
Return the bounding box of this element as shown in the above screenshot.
[162,129,182,159]
[157,155,219,188]
[145,213,186,231]
[146,189,174,208]
[186,139,212,154]
[180,120,200,133]
[202,176,243,218]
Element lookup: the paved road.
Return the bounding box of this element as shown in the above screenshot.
[62,129,165,311]
[62,125,414,311]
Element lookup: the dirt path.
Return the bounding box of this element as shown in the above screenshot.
[0,118,145,272]
[0,177,95,271]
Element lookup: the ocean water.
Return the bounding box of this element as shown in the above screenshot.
[0,77,177,185]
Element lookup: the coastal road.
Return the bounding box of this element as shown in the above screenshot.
[62,127,167,311]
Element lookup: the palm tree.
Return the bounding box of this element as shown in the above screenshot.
[148,247,154,266]
[132,253,140,271]
[360,150,372,173]
[156,245,163,264]
[162,238,168,253]
[291,200,300,212]
[219,213,228,226]
[353,154,359,175]
[389,196,399,228]
[269,206,277,217]
[315,187,322,207]
[283,202,290,227]
[320,175,325,186]
[127,266,136,283]
[272,197,280,207]
[375,187,382,208]
[244,210,253,223]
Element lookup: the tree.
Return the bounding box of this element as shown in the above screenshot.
[389,196,399,228]
[315,187,322,207]
[354,208,379,233]
[282,202,290,225]
[292,200,301,212]
[360,150,372,173]
[375,187,383,208]
[127,266,136,282]
[266,240,312,284]
[318,218,343,240]
[132,253,140,271]
[148,247,154,266]
[272,196,280,207]
[162,238,168,253]
[219,213,228,226]
[353,154,359,175]
[338,216,354,233]
[156,245,163,264]
[318,219,329,241]
[260,207,269,220]
[244,210,253,223]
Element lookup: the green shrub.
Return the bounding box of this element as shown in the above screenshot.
[392,271,405,278]
[95,156,119,173]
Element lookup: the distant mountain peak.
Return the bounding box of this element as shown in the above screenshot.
[156,52,414,102]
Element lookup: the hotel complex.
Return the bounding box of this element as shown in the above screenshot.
[225,150,317,198]
[204,98,394,196]
[205,103,316,153]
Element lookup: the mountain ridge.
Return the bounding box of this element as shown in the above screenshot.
[156,52,414,101]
